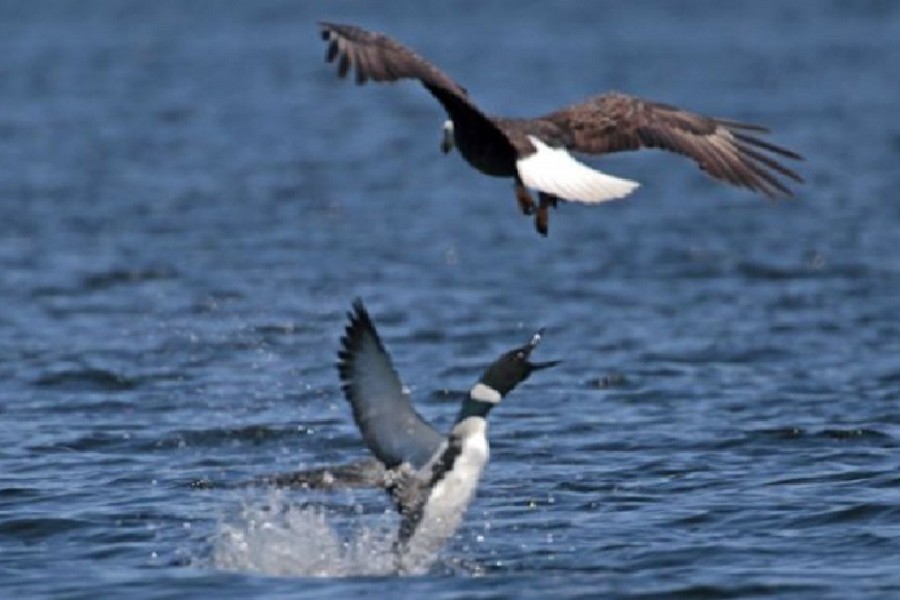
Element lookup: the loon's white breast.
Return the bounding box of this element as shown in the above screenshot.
[399,417,490,571]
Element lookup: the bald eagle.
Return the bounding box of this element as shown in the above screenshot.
[319,22,803,236]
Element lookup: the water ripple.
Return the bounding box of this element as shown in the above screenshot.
[33,368,140,392]
[2,1,900,598]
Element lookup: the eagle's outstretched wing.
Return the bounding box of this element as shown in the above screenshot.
[319,22,515,156]
[541,92,803,198]
[319,21,466,94]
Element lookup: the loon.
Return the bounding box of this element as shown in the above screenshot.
[318,22,803,236]
[268,299,557,573]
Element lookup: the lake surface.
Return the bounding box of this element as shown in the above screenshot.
[2,1,900,598]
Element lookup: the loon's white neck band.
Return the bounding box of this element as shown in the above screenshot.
[470,382,502,404]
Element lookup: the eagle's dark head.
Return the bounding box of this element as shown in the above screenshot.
[440,119,455,154]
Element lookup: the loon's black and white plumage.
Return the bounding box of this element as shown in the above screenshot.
[272,299,556,572]
[318,22,804,236]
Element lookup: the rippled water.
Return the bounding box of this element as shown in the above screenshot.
[2,1,900,598]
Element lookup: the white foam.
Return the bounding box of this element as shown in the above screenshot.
[211,490,399,577]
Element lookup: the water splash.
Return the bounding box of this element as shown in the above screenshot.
[211,490,402,577]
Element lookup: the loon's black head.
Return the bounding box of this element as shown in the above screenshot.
[457,329,558,423]
[471,329,559,402]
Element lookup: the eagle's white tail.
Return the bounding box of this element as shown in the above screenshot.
[516,136,639,203]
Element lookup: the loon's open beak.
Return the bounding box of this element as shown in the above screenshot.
[529,359,560,372]
[440,120,454,154]
[523,328,560,372]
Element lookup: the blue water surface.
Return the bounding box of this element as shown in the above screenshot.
[2,1,900,598]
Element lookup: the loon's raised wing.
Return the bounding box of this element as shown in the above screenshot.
[337,300,444,470]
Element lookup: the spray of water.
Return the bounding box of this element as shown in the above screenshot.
[211,489,406,577]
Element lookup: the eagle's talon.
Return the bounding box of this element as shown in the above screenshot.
[535,206,549,236]
[514,182,536,216]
